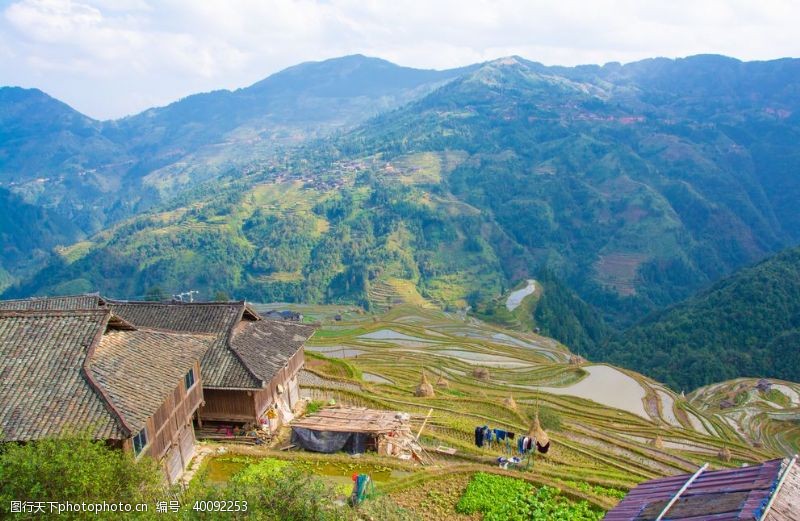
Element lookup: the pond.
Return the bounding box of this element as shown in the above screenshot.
[506,279,536,311]
[203,456,413,493]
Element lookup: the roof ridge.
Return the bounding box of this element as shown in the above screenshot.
[81,311,133,437]
[103,298,247,307]
[0,309,108,317]
[224,305,265,388]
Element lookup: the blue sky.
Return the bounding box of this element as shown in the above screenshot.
[1,0,798,119]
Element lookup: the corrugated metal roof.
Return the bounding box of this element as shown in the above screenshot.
[605,459,788,520]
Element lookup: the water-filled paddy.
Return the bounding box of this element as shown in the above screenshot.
[362,372,394,385]
[529,365,649,419]
[506,279,536,311]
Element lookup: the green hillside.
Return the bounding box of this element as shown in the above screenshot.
[5,54,800,389]
[600,245,800,390]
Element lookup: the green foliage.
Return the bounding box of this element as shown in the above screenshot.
[533,271,609,357]
[306,400,325,414]
[0,436,165,520]
[560,481,626,500]
[763,388,791,407]
[186,461,416,521]
[145,286,167,301]
[536,406,563,432]
[603,246,800,390]
[455,473,603,521]
[187,465,342,521]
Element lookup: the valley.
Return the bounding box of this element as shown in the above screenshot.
[193,297,800,518]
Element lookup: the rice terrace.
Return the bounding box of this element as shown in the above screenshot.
[182,293,800,519]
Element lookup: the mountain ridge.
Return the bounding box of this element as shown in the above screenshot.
[3,54,800,389]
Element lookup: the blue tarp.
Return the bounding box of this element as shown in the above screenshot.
[291,427,369,454]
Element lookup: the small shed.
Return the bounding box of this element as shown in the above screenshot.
[290,407,420,459]
[605,456,799,520]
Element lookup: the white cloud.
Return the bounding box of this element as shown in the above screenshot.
[1,0,798,119]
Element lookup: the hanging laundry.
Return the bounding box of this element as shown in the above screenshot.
[507,431,516,440]
[493,428,507,441]
[536,441,551,454]
[484,426,494,446]
[475,426,486,447]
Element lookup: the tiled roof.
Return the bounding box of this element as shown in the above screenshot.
[103,301,246,333]
[89,329,213,432]
[0,309,213,442]
[0,296,315,390]
[104,301,262,389]
[104,300,314,390]
[229,320,315,384]
[0,294,103,311]
[0,310,125,441]
[605,458,788,521]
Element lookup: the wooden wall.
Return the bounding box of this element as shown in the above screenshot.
[200,346,306,424]
[142,360,204,460]
[199,389,256,421]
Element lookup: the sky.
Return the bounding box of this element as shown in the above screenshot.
[1,0,798,120]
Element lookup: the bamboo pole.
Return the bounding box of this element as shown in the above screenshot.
[416,408,434,441]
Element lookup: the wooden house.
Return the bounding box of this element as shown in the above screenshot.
[0,309,212,482]
[0,295,316,429]
[100,299,314,428]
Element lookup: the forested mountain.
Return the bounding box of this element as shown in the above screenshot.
[598,245,800,390]
[0,56,467,239]
[0,187,81,286]
[3,54,800,387]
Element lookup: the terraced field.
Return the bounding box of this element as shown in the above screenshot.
[234,302,800,515]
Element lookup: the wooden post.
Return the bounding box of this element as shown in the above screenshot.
[415,408,434,441]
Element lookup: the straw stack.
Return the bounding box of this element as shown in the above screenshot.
[414,371,435,397]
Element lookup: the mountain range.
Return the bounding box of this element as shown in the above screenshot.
[2,53,800,389]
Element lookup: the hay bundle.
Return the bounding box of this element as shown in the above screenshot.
[650,435,664,449]
[503,395,518,410]
[529,415,550,448]
[435,375,449,388]
[414,371,435,398]
[473,367,490,381]
[718,446,732,462]
[569,354,585,367]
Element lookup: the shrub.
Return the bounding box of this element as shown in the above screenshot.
[0,436,165,520]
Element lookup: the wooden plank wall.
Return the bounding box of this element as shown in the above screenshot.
[198,346,306,423]
[144,360,204,460]
[200,389,256,421]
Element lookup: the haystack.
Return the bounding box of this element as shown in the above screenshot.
[435,374,449,388]
[414,371,435,398]
[503,395,518,410]
[718,446,732,462]
[569,354,585,367]
[529,415,550,448]
[473,367,490,381]
[650,435,664,449]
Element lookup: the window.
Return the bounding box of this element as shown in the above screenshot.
[184,368,195,390]
[133,428,147,456]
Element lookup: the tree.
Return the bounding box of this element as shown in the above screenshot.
[0,436,165,520]
[145,286,167,301]
[213,290,231,302]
